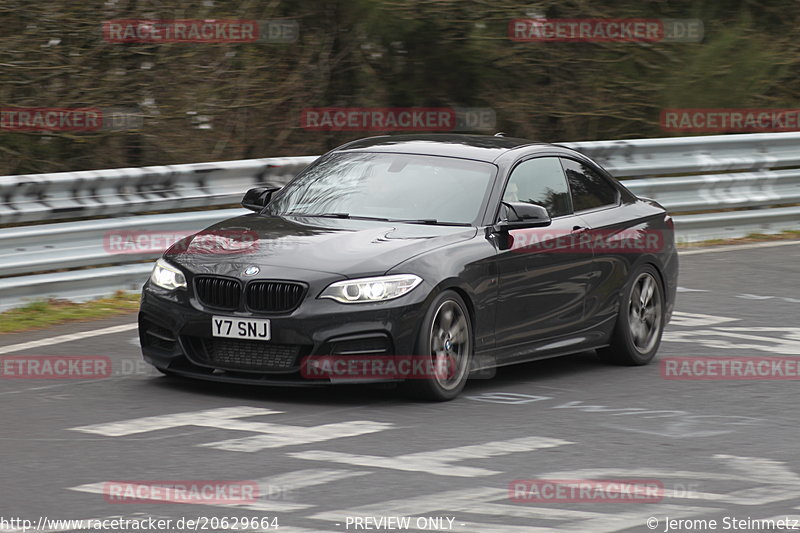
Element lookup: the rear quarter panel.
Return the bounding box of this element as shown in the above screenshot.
[577,198,677,333]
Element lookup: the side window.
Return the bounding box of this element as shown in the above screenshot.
[502,157,572,218]
[561,158,619,212]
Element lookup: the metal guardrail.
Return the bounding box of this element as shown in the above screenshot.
[563,131,800,176]
[670,205,800,242]
[621,170,800,212]
[0,156,317,225]
[0,209,244,276]
[0,264,154,311]
[1,132,799,310]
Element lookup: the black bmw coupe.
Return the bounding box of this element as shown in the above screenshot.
[139,134,678,400]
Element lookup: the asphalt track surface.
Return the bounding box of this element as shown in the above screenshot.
[2,240,800,533]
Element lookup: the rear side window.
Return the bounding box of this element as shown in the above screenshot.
[561,158,619,212]
[502,157,572,218]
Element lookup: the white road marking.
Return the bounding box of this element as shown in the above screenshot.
[290,436,571,477]
[199,420,394,452]
[676,286,708,293]
[677,287,800,304]
[712,454,800,485]
[70,407,280,436]
[679,240,800,256]
[544,455,800,507]
[0,381,99,396]
[468,455,800,530]
[603,421,752,439]
[668,311,738,327]
[261,468,371,492]
[465,394,762,438]
[0,323,137,355]
[465,392,552,404]
[542,467,743,481]
[69,407,393,450]
[737,293,800,303]
[465,393,739,434]
[550,402,761,438]
[663,327,800,355]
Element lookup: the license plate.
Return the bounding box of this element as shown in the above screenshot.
[212,316,271,340]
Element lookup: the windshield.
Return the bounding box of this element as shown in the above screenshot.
[265,152,496,225]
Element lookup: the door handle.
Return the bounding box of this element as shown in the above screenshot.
[572,225,589,233]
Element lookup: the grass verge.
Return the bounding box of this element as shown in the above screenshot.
[0,291,139,335]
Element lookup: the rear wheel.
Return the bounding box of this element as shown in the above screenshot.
[597,265,665,365]
[402,290,472,401]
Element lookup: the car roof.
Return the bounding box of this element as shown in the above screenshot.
[334,134,557,163]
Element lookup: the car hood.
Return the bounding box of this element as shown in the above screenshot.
[165,213,477,278]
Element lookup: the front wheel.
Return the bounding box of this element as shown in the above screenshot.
[597,265,665,366]
[401,290,473,401]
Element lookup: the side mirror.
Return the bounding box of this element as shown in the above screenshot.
[241,187,280,212]
[495,201,552,231]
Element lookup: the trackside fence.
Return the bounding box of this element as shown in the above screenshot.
[1,132,799,309]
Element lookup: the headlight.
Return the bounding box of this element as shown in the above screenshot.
[149,258,187,290]
[319,274,422,303]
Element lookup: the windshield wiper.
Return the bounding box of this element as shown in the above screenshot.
[285,213,468,226]
[387,218,471,226]
[287,212,392,221]
[318,213,400,222]
[284,212,351,218]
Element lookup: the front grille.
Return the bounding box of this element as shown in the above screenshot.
[199,338,302,372]
[195,276,241,310]
[246,281,305,313]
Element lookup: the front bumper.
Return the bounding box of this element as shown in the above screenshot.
[138,280,429,385]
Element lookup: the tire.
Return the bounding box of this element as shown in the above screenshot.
[597,264,665,366]
[401,290,473,401]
